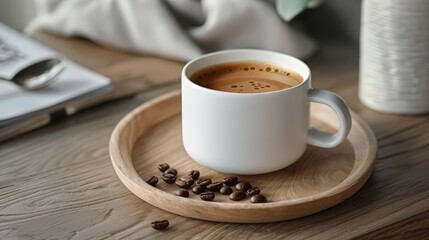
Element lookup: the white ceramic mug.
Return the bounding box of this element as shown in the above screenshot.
[182,50,351,174]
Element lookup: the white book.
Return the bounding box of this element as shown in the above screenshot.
[0,23,111,141]
[0,23,111,129]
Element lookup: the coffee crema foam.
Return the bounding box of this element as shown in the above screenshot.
[190,61,303,93]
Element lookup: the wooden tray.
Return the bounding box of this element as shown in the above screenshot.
[109,90,377,223]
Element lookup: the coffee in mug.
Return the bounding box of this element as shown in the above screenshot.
[190,61,303,94]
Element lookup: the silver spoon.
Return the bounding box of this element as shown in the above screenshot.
[0,58,67,90]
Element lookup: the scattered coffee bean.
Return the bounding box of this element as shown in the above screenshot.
[157,163,170,172]
[175,189,189,197]
[188,170,200,180]
[246,187,260,196]
[196,178,212,188]
[151,220,169,230]
[250,194,267,203]
[235,182,252,192]
[200,192,215,201]
[164,168,177,176]
[222,176,238,186]
[219,185,233,195]
[146,176,158,186]
[206,181,223,192]
[175,176,194,189]
[162,173,176,184]
[229,191,246,201]
[192,185,204,194]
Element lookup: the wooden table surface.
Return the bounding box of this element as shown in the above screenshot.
[1,32,428,239]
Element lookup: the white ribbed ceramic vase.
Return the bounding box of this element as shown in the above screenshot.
[359,0,429,114]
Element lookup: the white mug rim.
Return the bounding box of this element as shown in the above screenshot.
[182,49,311,96]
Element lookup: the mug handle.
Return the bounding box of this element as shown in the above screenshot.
[307,89,352,148]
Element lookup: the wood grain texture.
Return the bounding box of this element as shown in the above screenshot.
[109,91,377,223]
[0,37,428,239]
[360,210,429,239]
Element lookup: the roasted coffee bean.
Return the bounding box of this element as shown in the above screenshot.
[146,176,158,186]
[192,185,204,194]
[235,182,252,192]
[196,178,212,188]
[164,168,177,176]
[206,181,223,192]
[250,194,267,203]
[200,192,215,201]
[229,190,246,201]
[188,170,200,180]
[246,187,260,196]
[151,220,169,230]
[157,163,170,172]
[219,185,233,195]
[222,176,238,186]
[175,189,189,197]
[175,176,194,189]
[162,173,176,184]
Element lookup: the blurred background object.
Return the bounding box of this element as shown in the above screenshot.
[302,0,361,43]
[359,0,429,114]
[25,0,318,61]
[0,0,37,31]
[276,0,325,22]
[0,0,363,46]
